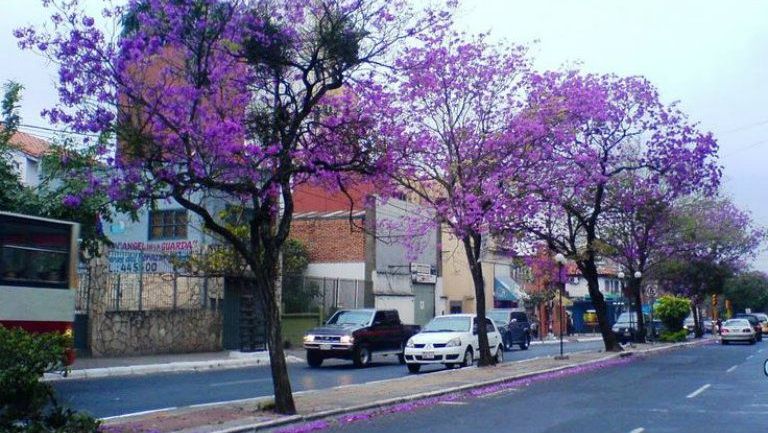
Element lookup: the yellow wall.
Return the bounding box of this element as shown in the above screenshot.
[441,229,495,314]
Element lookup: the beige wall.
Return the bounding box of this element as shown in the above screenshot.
[441,230,495,314]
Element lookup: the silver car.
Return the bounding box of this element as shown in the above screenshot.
[720,319,757,345]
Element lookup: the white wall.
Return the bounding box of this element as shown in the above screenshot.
[375,295,415,324]
[305,262,365,280]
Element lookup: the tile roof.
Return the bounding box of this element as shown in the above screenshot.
[2,128,51,158]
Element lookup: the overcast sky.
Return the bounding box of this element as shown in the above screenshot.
[1,0,767,269]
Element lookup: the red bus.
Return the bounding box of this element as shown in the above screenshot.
[0,211,80,362]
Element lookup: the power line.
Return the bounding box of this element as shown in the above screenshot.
[18,123,103,139]
[719,119,768,135]
[721,138,768,159]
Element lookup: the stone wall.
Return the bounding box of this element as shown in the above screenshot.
[90,308,222,357]
[82,256,224,357]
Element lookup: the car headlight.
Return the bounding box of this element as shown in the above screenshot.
[445,337,461,347]
[406,338,415,348]
[340,335,354,344]
[303,334,315,343]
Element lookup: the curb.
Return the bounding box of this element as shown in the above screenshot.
[43,355,304,382]
[531,337,603,345]
[204,339,709,433]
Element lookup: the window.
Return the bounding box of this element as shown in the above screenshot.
[0,218,71,289]
[149,210,188,240]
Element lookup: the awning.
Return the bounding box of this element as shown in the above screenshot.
[494,276,529,302]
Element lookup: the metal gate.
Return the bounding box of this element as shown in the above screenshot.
[73,266,91,352]
[413,283,435,326]
[222,278,267,351]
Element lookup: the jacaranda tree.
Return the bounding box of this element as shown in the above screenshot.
[16,0,455,414]
[367,29,559,365]
[522,71,721,351]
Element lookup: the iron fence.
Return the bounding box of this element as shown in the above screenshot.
[282,274,365,314]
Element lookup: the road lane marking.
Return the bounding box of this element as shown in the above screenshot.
[726,365,738,373]
[629,428,645,433]
[686,384,711,399]
[100,407,176,421]
[759,349,764,353]
[209,378,272,387]
[747,355,754,360]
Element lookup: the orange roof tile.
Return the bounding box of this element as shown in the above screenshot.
[2,128,51,157]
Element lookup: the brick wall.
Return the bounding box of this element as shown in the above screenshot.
[291,217,366,262]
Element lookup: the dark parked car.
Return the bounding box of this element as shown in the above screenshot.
[303,309,420,368]
[488,309,531,350]
[612,312,662,343]
[733,314,764,341]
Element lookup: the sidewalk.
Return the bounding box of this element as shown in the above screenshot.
[44,350,305,381]
[101,339,711,433]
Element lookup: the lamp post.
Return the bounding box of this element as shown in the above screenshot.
[618,271,632,347]
[634,271,642,343]
[554,253,568,360]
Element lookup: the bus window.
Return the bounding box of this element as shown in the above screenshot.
[0,218,71,289]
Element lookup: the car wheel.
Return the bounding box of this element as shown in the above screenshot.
[461,348,474,368]
[750,338,756,345]
[306,350,323,368]
[353,345,372,368]
[495,345,504,364]
[407,363,421,374]
[503,336,512,351]
[398,342,406,365]
[721,340,729,345]
[519,335,530,351]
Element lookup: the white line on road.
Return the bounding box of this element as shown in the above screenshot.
[759,349,764,353]
[726,365,738,373]
[747,355,754,360]
[209,378,272,387]
[629,428,645,433]
[100,407,177,421]
[686,384,711,399]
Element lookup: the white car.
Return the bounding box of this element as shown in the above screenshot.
[721,318,757,345]
[403,314,504,373]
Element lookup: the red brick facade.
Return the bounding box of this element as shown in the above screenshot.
[290,217,366,262]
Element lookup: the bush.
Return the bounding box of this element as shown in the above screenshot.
[659,329,688,342]
[0,326,100,433]
[654,295,691,332]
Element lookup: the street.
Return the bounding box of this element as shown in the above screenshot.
[316,342,768,433]
[53,340,604,418]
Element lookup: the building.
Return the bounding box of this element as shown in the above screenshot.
[3,129,49,187]
[291,184,443,325]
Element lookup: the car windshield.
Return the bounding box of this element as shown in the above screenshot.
[423,316,471,332]
[724,319,750,327]
[487,312,509,323]
[327,310,373,326]
[616,313,638,323]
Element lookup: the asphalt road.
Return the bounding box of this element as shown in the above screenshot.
[318,340,768,433]
[52,340,604,418]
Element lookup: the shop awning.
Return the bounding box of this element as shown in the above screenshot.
[494,276,529,302]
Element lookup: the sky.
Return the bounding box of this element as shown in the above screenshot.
[1,0,767,269]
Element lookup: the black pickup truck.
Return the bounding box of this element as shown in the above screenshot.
[303,309,420,368]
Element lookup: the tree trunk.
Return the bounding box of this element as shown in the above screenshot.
[462,236,493,366]
[253,273,296,414]
[691,300,703,339]
[632,278,646,343]
[582,259,622,352]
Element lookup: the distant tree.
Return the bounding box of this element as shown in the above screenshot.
[724,272,768,314]
[656,196,765,337]
[522,72,720,351]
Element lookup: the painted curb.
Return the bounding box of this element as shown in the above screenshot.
[203,339,710,433]
[43,355,304,382]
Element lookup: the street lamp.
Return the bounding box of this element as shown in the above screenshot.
[618,271,632,347]
[554,253,568,360]
[634,271,642,343]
